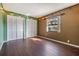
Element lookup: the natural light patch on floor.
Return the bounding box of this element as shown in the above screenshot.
[31,38,42,42]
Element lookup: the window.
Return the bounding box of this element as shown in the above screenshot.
[46,16,61,32]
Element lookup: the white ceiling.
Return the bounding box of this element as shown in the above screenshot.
[3,3,77,17]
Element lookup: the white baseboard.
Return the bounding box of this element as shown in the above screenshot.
[38,36,79,48]
[0,41,6,50]
[0,40,9,50]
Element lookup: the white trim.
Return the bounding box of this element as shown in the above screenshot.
[0,40,11,50]
[0,41,6,50]
[0,43,3,50]
[38,36,79,48]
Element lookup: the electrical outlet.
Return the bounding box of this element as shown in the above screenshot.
[67,40,70,43]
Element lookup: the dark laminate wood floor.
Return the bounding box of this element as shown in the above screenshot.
[0,37,79,56]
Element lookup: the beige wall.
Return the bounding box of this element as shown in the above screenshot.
[38,4,79,45]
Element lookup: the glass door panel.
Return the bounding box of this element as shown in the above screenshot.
[7,15,17,41]
[26,18,37,38]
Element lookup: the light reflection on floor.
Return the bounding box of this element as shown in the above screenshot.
[31,38,43,42]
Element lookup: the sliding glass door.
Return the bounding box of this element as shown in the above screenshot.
[7,15,37,41]
[26,18,37,38]
[7,15,24,41]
